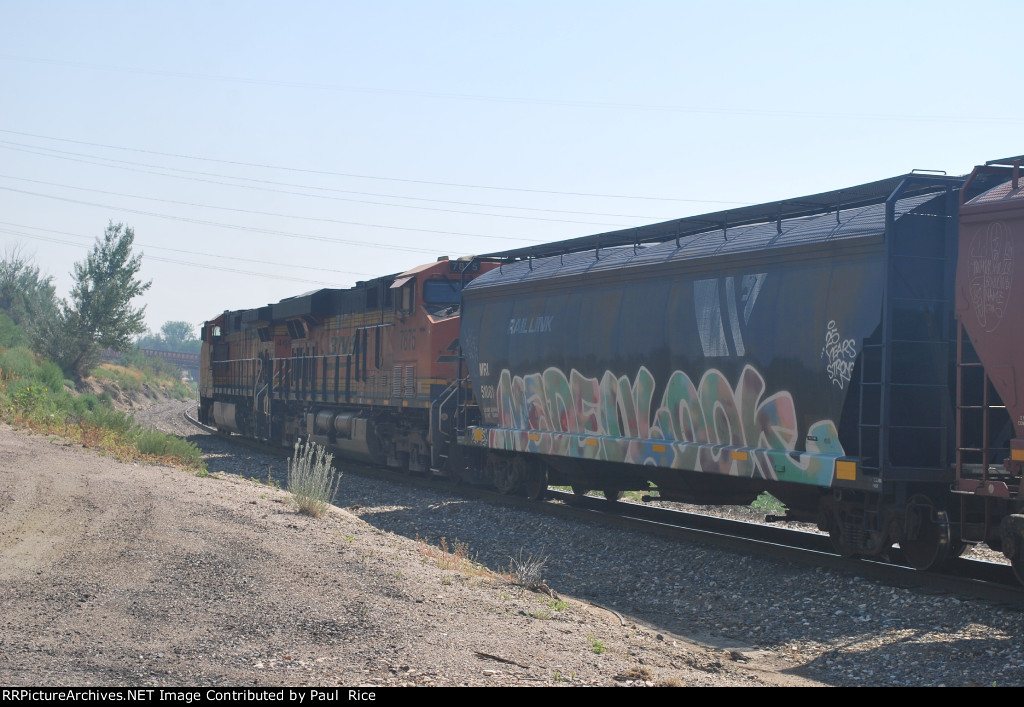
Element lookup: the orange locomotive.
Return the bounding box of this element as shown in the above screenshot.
[198,256,497,473]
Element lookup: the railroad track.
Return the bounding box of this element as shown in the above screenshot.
[182,404,1024,605]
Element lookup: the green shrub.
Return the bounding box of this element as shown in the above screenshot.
[70,392,101,415]
[0,346,39,381]
[287,438,341,518]
[10,381,47,414]
[39,361,65,391]
[134,428,205,470]
[84,405,136,435]
[750,491,787,514]
[0,312,24,349]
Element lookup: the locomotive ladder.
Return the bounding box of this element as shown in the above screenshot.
[429,380,461,472]
[953,321,1011,545]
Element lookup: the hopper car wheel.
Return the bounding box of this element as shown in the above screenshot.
[828,531,859,558]
[522,463,548,501]
[570,486,590,502]
[602,490,624,502]
[900,495,953,572]
[491,455,523,496]
[1013,559,1024,587]
[947,540,967,560]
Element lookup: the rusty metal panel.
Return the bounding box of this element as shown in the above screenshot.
[958,175,1024,434]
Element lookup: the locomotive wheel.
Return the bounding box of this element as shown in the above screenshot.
[602,490,624,502]
[397,452,412,476]
[899,494,953,571]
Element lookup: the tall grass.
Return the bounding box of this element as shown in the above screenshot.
[0,352,205,473]
[287,438,341,517]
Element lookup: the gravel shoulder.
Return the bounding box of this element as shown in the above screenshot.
[0,411,809,687]
[2,399,1022,687]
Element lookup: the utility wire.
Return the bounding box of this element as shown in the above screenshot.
[0,128,752,204]
[0,140,671,220]
[4,54,1021,126]
[0,143,630,228]
[0,183,547,249]
[0,221,371,278]
[0,227,345,286]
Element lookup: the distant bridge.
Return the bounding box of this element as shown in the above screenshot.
[139,349,200,368]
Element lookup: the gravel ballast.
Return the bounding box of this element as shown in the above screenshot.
[1,399,1022,687]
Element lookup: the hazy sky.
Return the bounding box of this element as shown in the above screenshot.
[2,1,1021,336]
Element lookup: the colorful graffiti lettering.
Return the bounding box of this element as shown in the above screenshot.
[492,364,843,484]
[821,320,857,389]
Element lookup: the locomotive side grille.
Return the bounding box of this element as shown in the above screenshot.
[404,366,415,398]
[392,366,402,398]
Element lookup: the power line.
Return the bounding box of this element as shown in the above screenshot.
[0,182,546,248]
[0,221,371,278]
[0,140,671,220]
[0,143,632,228]
[0,226,350,287]
[0,128,752,204]
[4,54,1022,126]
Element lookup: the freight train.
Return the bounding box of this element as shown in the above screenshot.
[200,157,1024,584]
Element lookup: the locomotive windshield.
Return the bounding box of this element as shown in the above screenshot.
[422,278,462,305]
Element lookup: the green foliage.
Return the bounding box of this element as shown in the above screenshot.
[38,222,151,380]
[0,245,59,333]
[39,361,65,391]
[134,428,205,469]
[83,405,136,435]
[750,492,787,514]
[287,438,341,518]
[0,367,205,472]
[136,320,200,354]
[0,346,40,381]
[70,392,102,415]
[0,312,24,349]
[11,383,48,415]
[105,349,195,400]
[95,364,142,393]
[120,348,182,379]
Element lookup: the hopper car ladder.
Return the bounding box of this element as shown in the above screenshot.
[953,322,1015,545]
[857,184,958,485]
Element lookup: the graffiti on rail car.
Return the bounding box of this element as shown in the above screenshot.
[967,221,1014,333]
[821,320,857,390]
[487,364,843,485]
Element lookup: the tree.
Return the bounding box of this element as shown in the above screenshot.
[43,222,152,380]
[136,320,200,353]
[0,244,59,332]
[160,320,197,348]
